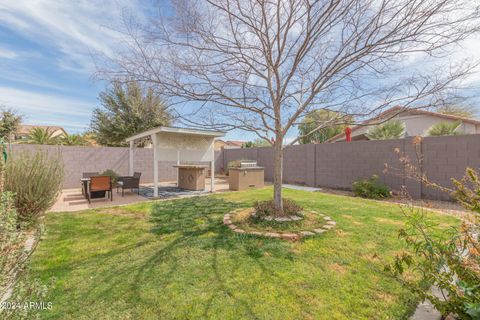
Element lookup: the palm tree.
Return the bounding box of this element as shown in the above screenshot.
[60,134,87,146]
[366,120,405,140]
[21,127,60,145]
[427,121,461,136]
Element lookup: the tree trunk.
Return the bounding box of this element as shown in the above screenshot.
[273,137,283,212]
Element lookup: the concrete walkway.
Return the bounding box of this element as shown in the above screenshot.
[282,184,323,192]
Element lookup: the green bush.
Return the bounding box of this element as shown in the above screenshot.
[352,175,391,199]
[226,160,245,175]
[101,169,119,183]
[5,150,64,223]
[386,168,480,319]
[253,198,303,217]
[366,120,405,140]
[427,121,461,136]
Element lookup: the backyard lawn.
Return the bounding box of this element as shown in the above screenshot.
[24,187,459,319]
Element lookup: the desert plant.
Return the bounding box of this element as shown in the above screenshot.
[352,175,391,199]
[226,160,248,175]
[385,182,480,318]
[0,107,22,143]
[60,133,87,146]
[298,110,353,144]
[101,169,119,184]
[437,105,475,118]
[366,120,405,140]
[242,139,271,148]
[427,121,462,136]
[385,139,480,319]
[21,127,60,145]
[253,198,303,217]
[4,150,64,223]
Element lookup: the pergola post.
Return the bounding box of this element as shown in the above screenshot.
[128,140,134,176]
[210,148,215,193]
[152,133,159,197]
[176,150,180,187]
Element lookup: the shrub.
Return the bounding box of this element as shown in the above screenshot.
[366,120,405,140]
[352,175,391,199]
[226,160,246,175]
[385,170,480,318]
[0,191,20,293]
[427,121,461,136]
[5,150,64,223]
[254,198,303,217]
[101,169,119,183]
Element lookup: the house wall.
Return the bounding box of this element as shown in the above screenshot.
[9,144,223,189]
[223,134,480,200]
[332,113,479,142]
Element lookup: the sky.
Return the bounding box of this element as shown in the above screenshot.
[0,1,479,141]
[0,0,149,134]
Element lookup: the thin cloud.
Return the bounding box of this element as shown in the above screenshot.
[0,48,17,59]
[0,0,141,73]
[0,86,93,118]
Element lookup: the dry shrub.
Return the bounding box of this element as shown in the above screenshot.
[5,150,64,224]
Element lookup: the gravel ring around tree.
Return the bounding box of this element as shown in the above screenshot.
[223,208,336,241]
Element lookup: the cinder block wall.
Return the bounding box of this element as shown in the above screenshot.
[222,134,480,200]
[9,145,224,189]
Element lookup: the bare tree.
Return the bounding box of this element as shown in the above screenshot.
[100,0,480,212]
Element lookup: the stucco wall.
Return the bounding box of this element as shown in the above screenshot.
[332,114,480,142]
[223,134,480,200]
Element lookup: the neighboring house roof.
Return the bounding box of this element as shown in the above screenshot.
[225,140,244,147]
[215,139,245,148]
[17,124,67,136]
[326,106,480,142]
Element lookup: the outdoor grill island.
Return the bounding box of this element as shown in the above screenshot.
[228,160,264,191]
[173,165,207,191]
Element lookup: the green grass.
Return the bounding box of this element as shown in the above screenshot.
[23,187,459,319]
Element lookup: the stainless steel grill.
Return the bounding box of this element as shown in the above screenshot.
[239,160,258,168]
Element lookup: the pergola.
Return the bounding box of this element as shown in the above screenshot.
[126,126,225,197]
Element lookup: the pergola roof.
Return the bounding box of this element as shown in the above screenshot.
[126,126,225,142]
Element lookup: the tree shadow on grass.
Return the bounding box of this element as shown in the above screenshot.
[65,196,299,318]
[145,196,298,318]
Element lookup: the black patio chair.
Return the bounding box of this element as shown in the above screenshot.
[116,172,142,196]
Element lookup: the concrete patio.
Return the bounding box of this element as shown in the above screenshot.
[50,176,230,212]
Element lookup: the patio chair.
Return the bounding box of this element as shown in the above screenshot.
[116,172,142,196]
[81,172,100,195]
[86,175,112,203]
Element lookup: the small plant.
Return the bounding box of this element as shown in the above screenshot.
[427,121,462,136]
[60,133,88,146]
[366,120,405,140]
[254,198,303,217]
[101,169,119,183]
[226,159,245,175]
[352,175,391,199]
[5,150,64,224]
